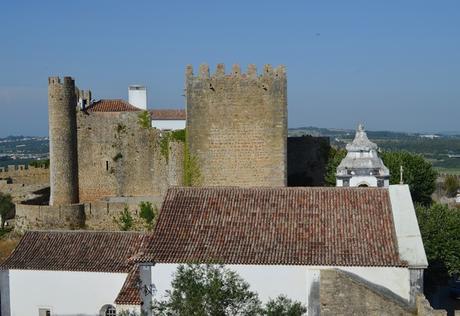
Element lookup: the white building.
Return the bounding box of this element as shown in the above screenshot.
[150,109,186,130]
[128,85,147,110]
[147,186,428,314]
[336,124,390,187]
[0,231,154,316]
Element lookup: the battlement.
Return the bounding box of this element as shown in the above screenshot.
[186,63,286,80]
[48,76,74,86]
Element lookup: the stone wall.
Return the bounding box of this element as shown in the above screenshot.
[77,111,183,202]
[319,269,447,316]
[0,166,49,186]
[287,136,330,186]
[186,64,287,187]
[15,203,85,232]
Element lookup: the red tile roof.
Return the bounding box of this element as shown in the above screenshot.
[86,99,141,112]
[150,109,186,120]
[115,265,142,305]
[148,187,406,267]
[0,231,151,273]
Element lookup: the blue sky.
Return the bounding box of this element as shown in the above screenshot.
[0,0,459,136]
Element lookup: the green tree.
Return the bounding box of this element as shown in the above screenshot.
[416,203,460,277]
[139,201,158,230]
[264,295,307,316]
[152,264,263,316]
[324,147,346,186]
[114,206,134,231]
[0,192,14,229]
[381,151,437,205]
[443,175,459,198]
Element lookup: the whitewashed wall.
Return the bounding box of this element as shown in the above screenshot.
[151,264,411,305]
[7,270,127,316]
[151,120,186,130]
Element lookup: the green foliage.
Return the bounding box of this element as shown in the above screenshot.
[416,203,460,276]
[29,159,50,168]
[138,111,151,129]
[0,192,14,229]
[114,206,134,231]
[443,175,460,198]
[139,201,158,230]
[264,295,307,316]
[160,129,186,162]
[113,152,123,161]
[381,151,437,205]
[152,264,263,316]
[324,147,346,186]
[152,264,307,316]
[183,144,201,186]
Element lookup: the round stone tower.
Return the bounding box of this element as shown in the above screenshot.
[48,76,79,206]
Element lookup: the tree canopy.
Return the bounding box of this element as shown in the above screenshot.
[152,264,306,316]
[416,203,460,277]
[324,149,437,205]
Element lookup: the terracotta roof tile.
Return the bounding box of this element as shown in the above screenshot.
[1,231,151,273]
[115,265,142,305]
[86,99,141,112]
[147,187,406,267]
[150,109,186,120]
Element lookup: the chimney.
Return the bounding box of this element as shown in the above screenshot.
[128,85,147,110]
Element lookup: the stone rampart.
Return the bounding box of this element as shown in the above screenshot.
[0,166,49,185]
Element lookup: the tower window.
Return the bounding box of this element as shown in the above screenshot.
[106,161,109,171]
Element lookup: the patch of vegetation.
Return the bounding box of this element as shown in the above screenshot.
[138,111,151,129]
[183,143,201,186]
[160,129,186,162]
[29,159,50,168]
[116,123,127,134]
[0,192,14,229]
[443,175,460,197]
[113,152,123,162]
[139,201,158,230]
[114,206,134,231]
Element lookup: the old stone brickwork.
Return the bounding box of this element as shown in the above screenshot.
[186,64,287,187]
[48,77,79,206]
[77,111,183,202]
[320,270,447,316]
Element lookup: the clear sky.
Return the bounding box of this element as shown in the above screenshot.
[0,0,459,136]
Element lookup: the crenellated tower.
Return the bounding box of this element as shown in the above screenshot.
[186,64,287,187]
[48,76,79,205]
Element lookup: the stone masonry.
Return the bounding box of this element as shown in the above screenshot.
[186,64,287,187]
[48,77,79,206]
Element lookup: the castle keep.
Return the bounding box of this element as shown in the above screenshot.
[186,64,287,187]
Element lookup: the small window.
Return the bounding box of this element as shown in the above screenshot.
[100,304,116,316]
[38,308,51,316]
[106,161,109,171]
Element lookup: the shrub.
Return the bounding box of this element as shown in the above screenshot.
[139,201,158,230]
[114,206,134,231]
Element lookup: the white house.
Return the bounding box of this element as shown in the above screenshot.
[146,186,428,315]
[0,231,154,316]
[336,124,390,188]
[150,109,186,130]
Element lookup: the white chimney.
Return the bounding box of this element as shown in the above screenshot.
[128,85,147,109]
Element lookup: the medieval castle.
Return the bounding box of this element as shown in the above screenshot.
[12,64,329,231]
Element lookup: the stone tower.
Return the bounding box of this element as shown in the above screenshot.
[48,76,79,205]
[186,64,287,187]
[336,124,390,188]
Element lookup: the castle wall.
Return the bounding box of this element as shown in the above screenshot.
[48,77,79,206]
[0,166,49,186]
[77,111,183,202]
[186,64,287,187]
[287,136,330,186]
[15,203,85,232]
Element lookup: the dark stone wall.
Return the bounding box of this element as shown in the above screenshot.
[287,136,330,186]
